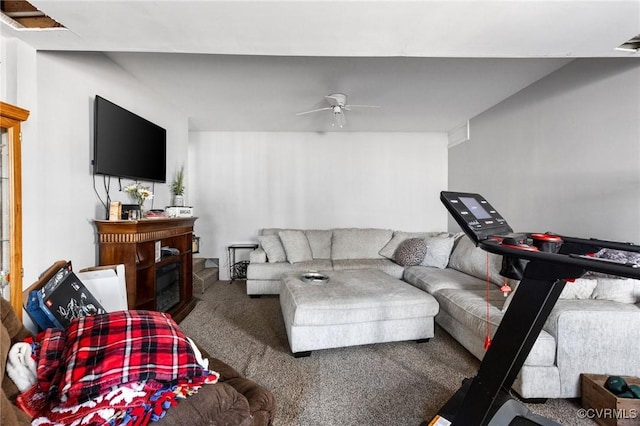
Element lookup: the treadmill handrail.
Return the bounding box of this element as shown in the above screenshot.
[479,237,640,280]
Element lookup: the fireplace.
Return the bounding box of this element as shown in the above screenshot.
[156,262,180,312]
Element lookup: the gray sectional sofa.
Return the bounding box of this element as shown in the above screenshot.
[247,227,640,400]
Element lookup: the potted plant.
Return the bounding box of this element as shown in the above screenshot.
[171,165,185,206]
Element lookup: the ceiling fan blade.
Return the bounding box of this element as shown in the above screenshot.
[344,104,381,110]
[295,107,332,116]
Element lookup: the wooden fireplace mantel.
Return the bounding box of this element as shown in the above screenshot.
[94,217,197,323]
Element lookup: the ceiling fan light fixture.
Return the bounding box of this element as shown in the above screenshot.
[332,109,345,128]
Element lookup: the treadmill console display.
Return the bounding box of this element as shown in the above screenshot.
[459,196,493,220]
[441,191,512,244]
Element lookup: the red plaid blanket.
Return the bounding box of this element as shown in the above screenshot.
[56,310,205,407]
[36,328,65,395]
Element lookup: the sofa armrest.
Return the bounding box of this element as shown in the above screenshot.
[545,300,640,397]
[250,248,267,264]
[160,381,253,426]
[225,377,276,425]
[196,344,276,425]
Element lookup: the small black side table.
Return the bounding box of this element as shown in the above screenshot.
[227,243,259,281]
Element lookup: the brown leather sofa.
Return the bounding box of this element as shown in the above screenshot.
[1,298,276,426]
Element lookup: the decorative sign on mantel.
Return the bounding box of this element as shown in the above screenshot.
[166,206,194,218]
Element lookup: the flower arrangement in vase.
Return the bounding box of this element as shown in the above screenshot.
[171,165,185,207]
[124,183,154,213]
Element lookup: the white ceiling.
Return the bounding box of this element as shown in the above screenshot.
[3,1,639,132]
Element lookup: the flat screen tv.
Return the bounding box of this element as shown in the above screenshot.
[93,95,167,183]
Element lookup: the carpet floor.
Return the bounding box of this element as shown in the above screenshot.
[180,280,597,426]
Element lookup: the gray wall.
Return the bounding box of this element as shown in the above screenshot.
[3,44,190,288]
[189,132,449,279]
[449,59,640,243]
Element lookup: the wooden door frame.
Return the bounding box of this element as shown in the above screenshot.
[0,101,30,319]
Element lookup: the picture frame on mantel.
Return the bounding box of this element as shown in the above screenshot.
[121,204,141,220]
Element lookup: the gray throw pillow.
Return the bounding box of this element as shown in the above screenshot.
[304,229,332,259]
[590,277,638,304]
[257,235,287,263]
[279,230,313,263]
[394,238,428,266]
[420,233,456,269]
[559,277,597,299]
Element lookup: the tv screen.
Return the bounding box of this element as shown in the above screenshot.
[93,95,167,183]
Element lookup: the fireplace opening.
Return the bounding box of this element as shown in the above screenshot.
[156,262,180,312]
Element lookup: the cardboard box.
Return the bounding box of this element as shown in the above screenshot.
[581,374,640,426]
[77,264,128,312]
[23,261,106,330]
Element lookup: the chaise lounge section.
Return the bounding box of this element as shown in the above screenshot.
[404,234,640,399]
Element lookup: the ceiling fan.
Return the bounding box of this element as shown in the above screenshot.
[296,93,380,128]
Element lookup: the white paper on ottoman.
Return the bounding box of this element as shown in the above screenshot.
[279,269,439,354]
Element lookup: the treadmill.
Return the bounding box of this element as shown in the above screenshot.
[423,191,640,426]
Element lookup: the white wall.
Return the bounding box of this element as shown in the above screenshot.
[449,59,640,243]
[4,46,190,288]
[189,132,448,278]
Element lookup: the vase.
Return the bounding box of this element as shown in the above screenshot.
[173,195,184,207]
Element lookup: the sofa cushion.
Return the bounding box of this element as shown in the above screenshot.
[257,235,287,263]
[434,288,556,367]
[279,230,313,263]
[404,265,487,295]
[448,235,503,286]
[421,233,457,269]
[331,228,393,260]
[433,287,503,339]
[394,238,427,266]
[543,299,640,339]
[304,230,332,259]
[379,231,432,259]
[332,258,405,279]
